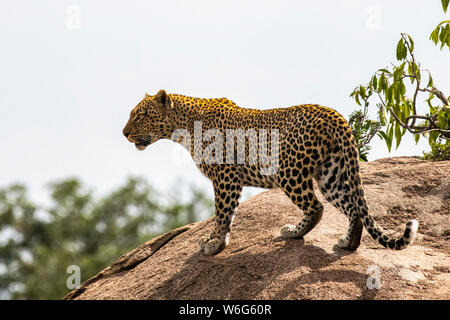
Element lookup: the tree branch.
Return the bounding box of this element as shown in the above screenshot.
[419,87,450,106]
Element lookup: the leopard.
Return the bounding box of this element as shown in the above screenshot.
[122,89,419,255]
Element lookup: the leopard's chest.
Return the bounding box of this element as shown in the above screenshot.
[196,162,278,189]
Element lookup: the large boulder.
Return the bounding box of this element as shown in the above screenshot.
[65,157,450,300]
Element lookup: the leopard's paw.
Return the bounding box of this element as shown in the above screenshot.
[337,236,359,251]
[337,236,350,249]
[280,224,302,239]
[198,233,211,250]
[198,234,227,255]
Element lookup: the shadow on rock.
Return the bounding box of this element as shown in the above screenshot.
[146,239,370,299]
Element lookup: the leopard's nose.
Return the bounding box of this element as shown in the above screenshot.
[123,128,131,138]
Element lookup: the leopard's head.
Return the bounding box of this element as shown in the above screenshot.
[123,89,173,150]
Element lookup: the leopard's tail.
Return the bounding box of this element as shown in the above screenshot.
[325,108,419,250]
[360,204,419,250]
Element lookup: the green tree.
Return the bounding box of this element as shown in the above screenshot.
[348,100,382,162]
[350,0,450,160]
[0,177,212,299]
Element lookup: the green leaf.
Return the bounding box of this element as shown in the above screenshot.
[414,133,420,144]
[394,62,406,79]
[430,29,438,45]
[437,109,449,127]
[398,102,407,123]
[399,80,406,95]
[395,122,402,149]
[427,71,433,88]
[360,85,366,99]
[429,131,439,145]
[439,26,447,49]
[378,73,385,91]
[427,98,434,109]
[407,61,418,84]
[377,130,387,141]
[371,75,378,90]
[407,61,413,77]
[404,100,411,119]
[386,85,394,104]
[378,108,386,126]
[396,39,406,60]
[410,61,419,77]
[430,105,438,114]
[355,91,361,106]
[393,100,400,116]
[386,125,394,152]
[407,34,415,52]
[383,74,389,90]
[442,0,449,13]
[378,68,391,75]
[447,27,450,48]
[415,63,421,81]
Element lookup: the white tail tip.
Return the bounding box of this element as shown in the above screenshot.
[408,219,419,244]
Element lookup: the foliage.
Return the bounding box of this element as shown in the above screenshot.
[348,101,382,162]
[0,177,212,299]
[350,0,450,160]
[430,0,450,49]
[423,137,450,161]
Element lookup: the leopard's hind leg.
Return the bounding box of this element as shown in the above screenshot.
[278,156,324,239]
[316,147,363,251]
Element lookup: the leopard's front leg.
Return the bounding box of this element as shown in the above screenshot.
[199,168,242,255]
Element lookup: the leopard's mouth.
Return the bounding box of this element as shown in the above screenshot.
[135,142,149,150]
[132,135,152,151]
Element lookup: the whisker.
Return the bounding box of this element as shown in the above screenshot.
[128,134,152,143]
[139,136,152,142]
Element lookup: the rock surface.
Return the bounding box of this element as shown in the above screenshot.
[65,157,450,300]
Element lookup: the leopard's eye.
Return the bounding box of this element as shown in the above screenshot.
[133,110,146,121]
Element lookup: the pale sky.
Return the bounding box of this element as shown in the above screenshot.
[0,0,449,204]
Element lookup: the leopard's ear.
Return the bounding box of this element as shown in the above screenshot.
[155,89,167,105]
[144,92,150,99]
[154,89,171,117]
